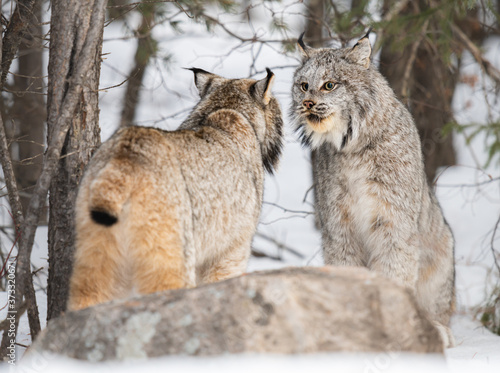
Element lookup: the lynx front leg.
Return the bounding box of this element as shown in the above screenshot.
[417,232,456,348]
[433,321,455,348]
[199,242,250,284]
[366,229,420,291]
[320,206,365,266]
[323,230,365,266]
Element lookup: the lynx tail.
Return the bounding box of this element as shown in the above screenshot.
[90,210,118,226]
[86,160,133,227]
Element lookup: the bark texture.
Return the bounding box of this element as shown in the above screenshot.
[46,0,103,321]
[0,0,36,88]
[379,0,457,182]
[11,1,45,218]
[30,267,443,361]
[119,3,156,127]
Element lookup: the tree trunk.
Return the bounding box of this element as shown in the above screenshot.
[380,44,457,182]
[305,0,324,47]
[379,1,456,182]
[119,3,156,127]
[11,1,45,219]
[47,0,103,321]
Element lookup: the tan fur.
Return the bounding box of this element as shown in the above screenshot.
[68,69,283,311]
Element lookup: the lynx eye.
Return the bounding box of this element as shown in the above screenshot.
[323,82,336,91]
[300,82,309,92]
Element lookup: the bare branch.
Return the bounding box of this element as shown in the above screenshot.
[106,0,176,8]
[0,7,34,358]
[452,23,500,87]
[0,89,24,231]
[436,176,500,188]
[263,201,314,216]
[491,214,500,274]
[0,301,27,331]
[251,248,282,261]
[0,0,37,88]
[400,19,429,104]
[373,0,411,54]
[255,231,305,259]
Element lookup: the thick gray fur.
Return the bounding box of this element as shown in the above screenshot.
[291,34,455,347]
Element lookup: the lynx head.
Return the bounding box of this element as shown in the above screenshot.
[291,31,383,151]
[186,68,283,173]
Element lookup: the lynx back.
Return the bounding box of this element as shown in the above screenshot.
[68,69,283,311]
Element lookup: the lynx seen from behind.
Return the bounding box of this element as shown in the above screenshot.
[68,69,283,311]
[291,33,455,346]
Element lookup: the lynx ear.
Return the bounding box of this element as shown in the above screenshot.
[297,32,312,60]
[253,68,275,105]
[346,31,372,68]
[186,67,219,96]
[298,32,321,61]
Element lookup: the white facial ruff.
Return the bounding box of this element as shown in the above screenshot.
[303,112,349,150]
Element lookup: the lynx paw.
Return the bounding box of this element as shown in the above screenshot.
[434,321,455,348]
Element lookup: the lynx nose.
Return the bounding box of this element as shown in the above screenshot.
[303,100,315,110]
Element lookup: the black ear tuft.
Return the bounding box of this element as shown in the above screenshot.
[362,27,373,40]
[185,67,211,75]
[298,32,307,52]
[297,31,311,59]
[185,67,217,96]
[252,68,275,106]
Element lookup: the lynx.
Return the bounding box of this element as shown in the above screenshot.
[291,33,455,347]
[68,68,283,311]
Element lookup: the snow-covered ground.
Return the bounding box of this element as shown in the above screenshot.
[2,2,500,371]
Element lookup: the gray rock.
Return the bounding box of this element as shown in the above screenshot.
[29,266,443,360]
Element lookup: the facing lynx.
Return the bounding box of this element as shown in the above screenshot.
[291,33,455,347]
[68,68,283,311]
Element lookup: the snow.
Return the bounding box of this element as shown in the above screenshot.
[447,315,500,367]
[2,2,500,371]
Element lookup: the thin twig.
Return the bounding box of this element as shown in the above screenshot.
[0,228,20,278]
[302,185,314,204]
[255,231,305,259]
[106,0,176,8]
[0,301,27,331]
[98,76,131,92]
[401,19,429,104]
[263,201,313,216]
[436,176,500,188]
[251,248,282,261]
[491,214,500,274]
